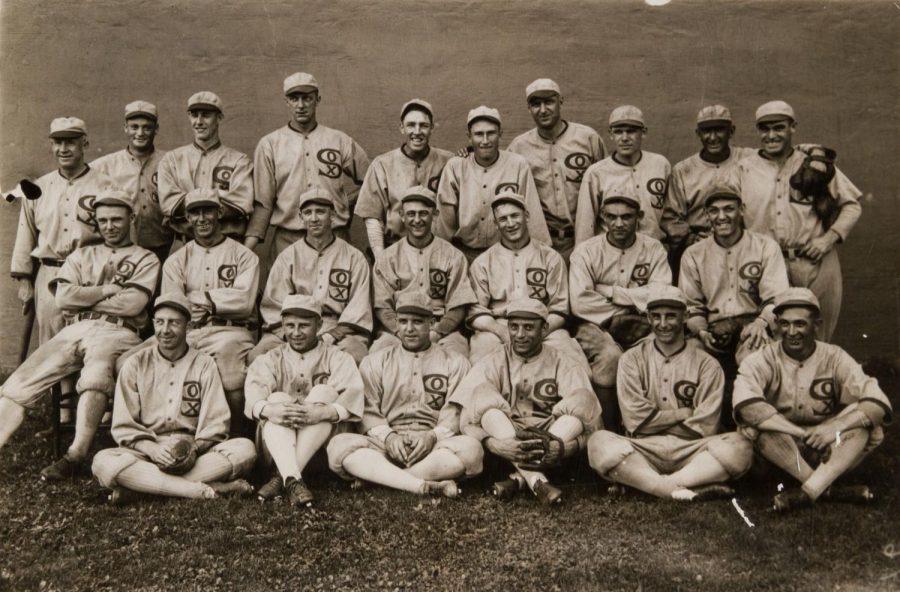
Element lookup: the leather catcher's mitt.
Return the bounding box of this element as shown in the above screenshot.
[161,437,198,475]
[604,313,652,349]
[708,317,742,352]
[516,426,567,471]
[790,146,838,229]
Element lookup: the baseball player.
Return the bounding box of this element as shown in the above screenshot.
[661,105,755,279]
[434,106,551,263]
[246,73,369,263]
[355,99,452,257]
[370,186,475,358]
[245,294,364,506]
[568,192,671,432]
[450,298,601,505]
[92,100,174,262]
[327,291,483,497]
[467,191,588,370]
[92,292,257,504]
[158,92,254,246]
[507,78,607,260]
[735,101,862,342]
[588,285,753,501]
[0,190,159,480]
[11,117,113,345]
[574,106,671,243]
[733,288,892,511]
[251,188,371,365]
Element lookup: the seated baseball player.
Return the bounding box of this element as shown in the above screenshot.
[0,189,160,480]
[588,285,753,501]
[245,294,364,506]
[328,291,483,497]
[370,185,475,358]
[467,190,589,371]
[451,298,602,505]
[733,288,892,512]
[250,188,371,365]
[92,292,257,504]
[569,191,671,432]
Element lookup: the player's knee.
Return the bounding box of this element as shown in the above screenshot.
[469,332,501,364]
[76,364,115,396]
[306,384,340,404]
[555,389,602,433]
[587,430,633,476]
[214,437,258,478]
[864,426,885,453]
[707,433,754,477]
[218,365,248,392]
[91,448,139,489]
[445,435,484,478]
[338,336,369,365]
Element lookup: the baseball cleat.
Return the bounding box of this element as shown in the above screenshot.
[107,487,142,506]
[492,474,525,500]
[40,455,81,482]
[423,480,460,498]
[256,474,284,502]
[821,484,874,505]
[607,483,626,498]
[773,489,813,513]
[208,479,254,498]
[687,484,735,502]
[285,476,315,507]
[534,480,563,506]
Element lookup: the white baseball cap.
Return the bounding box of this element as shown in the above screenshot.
[395,290,433,317]
[466,105,502,128]
[526,78,561,100]
[773,287,820,315]
[49,117,87,139]
[184,188,221,211]
[187,91,223,114]
[93,188,135,212]
[696,104,732,128]
[282,294,322,318]
[284,72,319,96]
[506,298,549,322]
[755,100,795,123]
[400,185,437,208]
[646,285,688,310]
[298,187,335,211]
[400,98,434,121]
[609,105,645,128]
[125,100,158,121]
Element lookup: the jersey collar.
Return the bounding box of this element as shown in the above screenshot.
[611,151,644,167]
[401,143,431,162]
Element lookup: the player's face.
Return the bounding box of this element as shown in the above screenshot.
[300,204,333,239]
[154,307,189,351]
[508,317,545,357]
[186,205,222,239]
[400,109,433,153]
[705,199,743,241]
[601,202,641,244]
[609,125,644,157]
[285,90,320,126]
[527,94,562,130]
[696,124,734,155]
[648,306,686,346]
[397,311,433,351]
[776,307,819,358]
[467,120,501,162]
[95,205,133,247]
[756,119,795,158]
[51,136,87,168]
[189,110,221,143]
[124,117,158,151]
[283,314,322,352]
[401,201,435,239]
[493,203,529,245]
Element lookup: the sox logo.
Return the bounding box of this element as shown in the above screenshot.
[212,166,233,191]
[429,268,448,300]
[317,148,342,179]
[312,372,330,386]
[631,263,651,287]
[673,380,698,408]
[423,374,449,410]
[77,195,98,227]
[531,378,559,415]
[495,182,519,195]
[328,269,351,303]
[739,261,763,304]
[646,178,667,209]
[218,264,237,288]
[113,259,137,285]
[564,153,591,184]
[810,378,838,416]
[525,268,548,302]
[181,381,201,417]
[427,173,442,194]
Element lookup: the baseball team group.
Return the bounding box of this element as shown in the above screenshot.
[0,72,891,513]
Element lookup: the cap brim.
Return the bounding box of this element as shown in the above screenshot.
[48,131,85,139]
[154,302,192,319]
[400,195,436,208]
[185,199,221,211]
[467,115,501,128]
[757,114,793,124]
[697,119,731,129]
[704,193,741,207]
[281,307,321,318]
[285,85,318,96]
[506,311,546,321]
[187,103,221,112]
[93,198,133,210]
[609,120,645,128]
[299,198,334,210]
[773,301,819,315]
[602,196,641,209]
[491,197,525,210]
[396,305,433,317]
[527,89,559,99]
[126,111,158,121]
[401,103,433,119]
[647,299,687,310]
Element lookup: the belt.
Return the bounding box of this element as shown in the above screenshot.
[190,318,257,331]
[73,312,140,334]
[40,258,65,267]
[781,248,809,260]
[551,227,575,241]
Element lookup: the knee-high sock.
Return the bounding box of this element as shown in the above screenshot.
[803,428,870,500]
[293,422,332,474]
[0,398,26,452]
[549,415,582,457]
[756,432,814,482]
[180,450,235,483]
[666,451,730,490]
[116,459,211,499]
[69,390,107,459]
[608,450,675,498]
[263,422,301,481]
[407,448,466,481]
[342,448,426,493]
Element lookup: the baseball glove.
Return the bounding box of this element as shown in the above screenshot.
[604,313,652,348]
[790,146,838,229]
[516,426,567,471]
[161,437,198,475]
[708,317,742,352]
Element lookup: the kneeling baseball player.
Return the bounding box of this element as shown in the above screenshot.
[92,293,257,504]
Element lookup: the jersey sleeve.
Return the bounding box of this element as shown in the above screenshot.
[610,242,672,311]
[545,250,570,318]
[443,251,477,310]
[157,152,187,219]
[358,355,389,434]
[679,355,725,438]
[337,250,373,333]
[193,355,230,444]
[732,350,781,427]
[678,247,709,325]
[466,257,494,323]
[110,356,158,447]
[92,251,160,317]
[833,349,893,424]
[435,353,473,436]
[11,199,38,278]
[568,243,617,325]
[827,166,863,242]
[574,167,601,243]
[327,348,365,420]
[371,252,398,312]
[220,153,254,216]
[259,251,292,331]
[660,168,689,242]
[340,137,369,207]
[757,240,790,326]
[354,159,389,220]
[520,164,552,245]
[434,159,461,241]
[244,351,280,420]
[205,248,259,318]
[53,250,100,311]
[248,137,276,240]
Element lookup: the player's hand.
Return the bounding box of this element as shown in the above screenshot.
[262,402,305,428]
[385,432,409,465]
[16,278,34,311]
[487,437,544,464]
[187,291,213,311]
[145,442,177,468]
[740,318,770,351]
[801,231,838,263]
[320,333,337,346]
[428,331,442,345]
[101,284,124,298]
[698,330,726,353]
[243,236,260,250]
[803,422,839,450]
[455,145,472,158]
[404,431,437,466]
[494,326,511,345]
[295,402,337,425]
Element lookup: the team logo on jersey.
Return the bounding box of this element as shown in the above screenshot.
[77,195,98,227]
[631,263,651,286]
[427,174,442,194]
[495,182,519,195]
[217,264,237,288]
[673,380,698,408]
[181,381,201,417]
[151,172,158,187]
[328,269,351,303]
[212,166,233,191]
[739,261,763,304]
[113,260,137,285]
[429,268,448,300]
[564,152,591,184]
[317,149,342,179]
[810,378,838,416]
[151,172,159,201]
[423,374,449,410]
[531,379,559,414]
[646,178,667,209]
[525,268,549,302]
[312,372,330,386]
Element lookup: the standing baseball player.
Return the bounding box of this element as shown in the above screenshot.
[327,291,482,497]
[568,192,671,432]
[157,92,254,246]
[370,186,475,358]
[507,78,607,260]
[245,294,364,506]
[251,188,371,364]
[92,292,257,504]
[661,105,755,279]
[0,190,159,480]
[92,100,174,263]
[246,73,369,263]
[355,99,452,257]
[450,298,601,505]
[467,191,588,370]
[588,285,753,501]
[11,117,112,345]
[574,106,670,243]
[733,288,892,511]
[735,101,862,341]
[434,106,551,263]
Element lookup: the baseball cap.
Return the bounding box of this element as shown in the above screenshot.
[491,189,527,211]
[49,117,87,139]
[93,188,134,211]
[154,292,192,320]
[395,291,433,317]
[526,78,561,100]
[284,72,319,96]
[298,187,335,211]
[646,285,687,310]
[773,287,820,315]
[401,98,434,121]
[187,91,223,114]
[466,106,502,128]
[601,190,641,211]
[696,104,732,128]
[400,185,437,208]
[125,100,158,121]
[506,298,549,322]
[609,105,645,128]
[703,188,742,208]
[755,100,795,123]
[281,294,322,318]
[184,188,221,211]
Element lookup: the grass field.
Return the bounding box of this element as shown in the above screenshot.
[1,363,898,592]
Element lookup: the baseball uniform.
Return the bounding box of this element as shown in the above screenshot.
[92,345,257,491]
[371,235,475,357]
[507,121,607,257]
[574,152,671,243]
[434,151,552,260]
